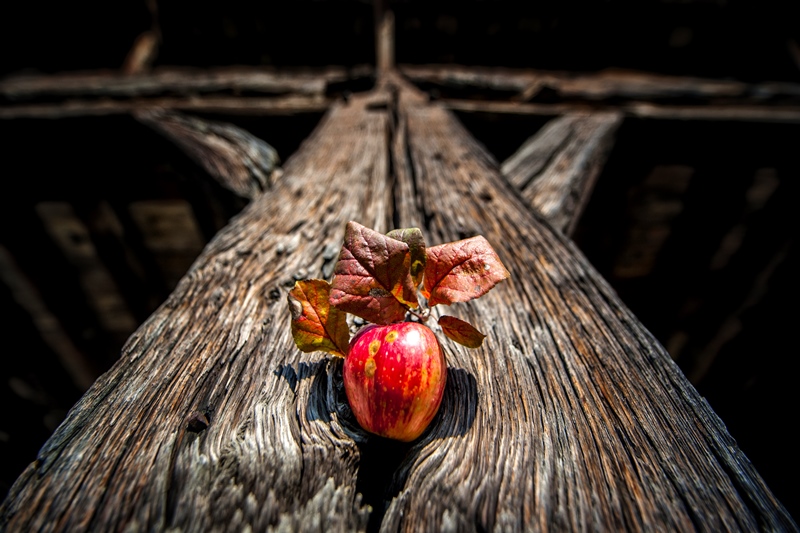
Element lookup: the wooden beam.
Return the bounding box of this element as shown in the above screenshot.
[441,98,800,124]
[4,64,799,122]
[0,89,392,531]
[374,0,395,73]
[401,64,800,102]
[0,95,331,119]
[135,109,282,199]
[35,202,138,346]
[382,73,795,530]
[0,66,368,100]
[127,200,207,291]
[0,77,794,531]
[501,112,623,236]
[0,246,98,391]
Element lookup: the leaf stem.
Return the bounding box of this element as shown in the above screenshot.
[405,304,431,323]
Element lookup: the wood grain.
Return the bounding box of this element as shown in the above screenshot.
[0,95,331,119]
[1,77,795,532]
[401,64,800,102]
[0,67,364,100]
[135,109,281,199]
[441,98,800,124]
[502,112,623,236]
[0,91,392,531]
[379,76,795,531]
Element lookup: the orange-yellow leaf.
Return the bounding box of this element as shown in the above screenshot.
[422,235,510,307]
[288,279,350,357]
[330,221,418,324]
[439,315,486,348]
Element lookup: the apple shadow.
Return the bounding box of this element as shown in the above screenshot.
[423,366,479,439]
[335,363,478,532]
[275,359,478,443]
[275,359,478,531]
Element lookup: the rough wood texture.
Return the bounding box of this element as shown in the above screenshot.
[0,91,392,531]
[401,64,800,102]
[0,95,331,119]
[135,109,281,199]
[0,67,366,100]
[502,112,623,235]
[1,78,795,531]
[374,76,795,531]
[5,64,800,123]
[442,99,800,124]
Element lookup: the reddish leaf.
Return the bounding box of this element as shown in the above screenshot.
[287,279,350,357]
[439,315,486,349]
[422,235,510,307]
[330,221,418,324]
[386,227,426,288]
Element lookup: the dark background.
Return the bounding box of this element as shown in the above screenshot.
[1,0,798,520]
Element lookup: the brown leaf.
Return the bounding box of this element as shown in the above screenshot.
[386,227,427,288]
[422,235,510,307]
[288,279,350,357]
[439,315,486,348]
[330,221,418,324]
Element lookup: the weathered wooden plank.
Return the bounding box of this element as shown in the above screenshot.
[441,98,800,124]
[501,112,623,236]
[121,30,159,76]
[35,202,138,346]
[5,65,798,106]
[0,95,331,119]
[135,110,281,199]
[0,245,97,391]
[127,200,207,291]
[1,79,795,532]
[379,75,795,531]
[0,92,392,531]
[374,0,395,73]
[611,165,695,280]
[401,64,800,102]
[0,67,366,100]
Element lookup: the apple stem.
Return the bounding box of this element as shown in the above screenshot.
[406,306,430,323]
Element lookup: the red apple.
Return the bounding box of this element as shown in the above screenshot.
[343,322,447,441]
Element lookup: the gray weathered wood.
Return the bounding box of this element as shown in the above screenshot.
[379,75,795,531]
[441,98,800,124]
[0,67,364,100]
[135,109,281,199]
[0,77,795,532]
[5,64,800,123]
[502,112,623,235]
[401,64,800,102]
[0,91,392,532]
[0,95,331,119]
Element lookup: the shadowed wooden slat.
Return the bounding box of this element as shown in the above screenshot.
[501,112,622,236]
[135,109,282,199]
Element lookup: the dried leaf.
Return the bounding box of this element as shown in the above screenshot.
[288,279,350,357]
[422,235,510,307]
[386,227,427,288]
[330,221,418,324]
[439,315,486,349]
